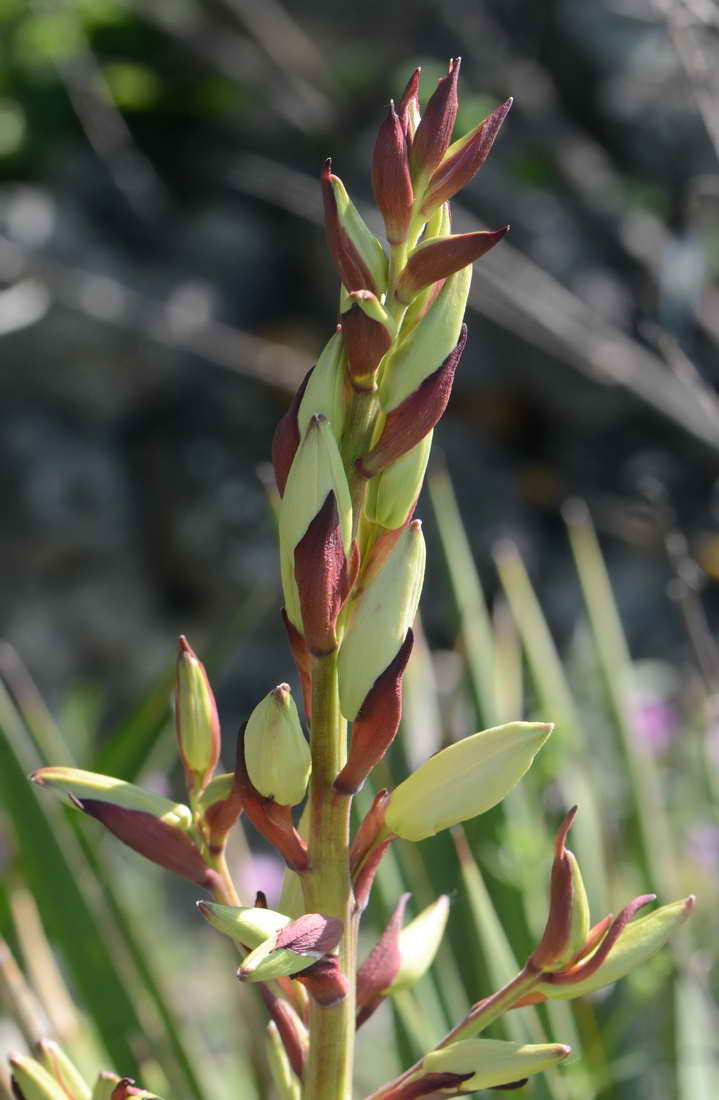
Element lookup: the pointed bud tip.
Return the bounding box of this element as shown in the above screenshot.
[178,634,192,654]
[685,894,697,913]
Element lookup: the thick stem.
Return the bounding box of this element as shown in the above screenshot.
[302,651,356,1100]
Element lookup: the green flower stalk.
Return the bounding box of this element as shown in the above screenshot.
[22,60,695,1100]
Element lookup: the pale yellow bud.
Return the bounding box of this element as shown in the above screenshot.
[420,1038,571,1091]
[31,767,192,829]
[364,433,432,530]
[244,684,311,805]
[388,895,449,994]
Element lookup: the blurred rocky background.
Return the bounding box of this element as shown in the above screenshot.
[2,0,719,748]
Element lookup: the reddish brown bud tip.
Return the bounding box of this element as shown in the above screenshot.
[293,954,348,1006]
[356,893,410,1025]
[276,912,343,955]
[334,629,414,794]
[272,367,312,496]
[410,57,461,181]
[387,1073,475,1099]
[398,67,421,139]
[341,296,393,380]
[79,799,212,886]
[294,491,352,655]
[321,160,378,293]
[350,788,391,875]
[396,229,508,305]
[422,97,513,212]
[555,805,578,859]
[360,326,467,477]
[372,101,414,244]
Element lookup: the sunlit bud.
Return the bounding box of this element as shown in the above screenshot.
[295,495,358,655]
[238,913,343,982]
[235,727,309,871]
[272,367,312,497]
[341,292,395,382]
[410,58,461,184]
[395,229,508,306]
[9,1054,71,1100]
[335,630,414,794]
[356,893,410,1026]
[297,331,347,441]
[536,895,695,1000]
[380,265,471,414]
[398,68,421,141]
[265,1021,302,1100]
[350,788,391,875]
[419,1039,571,1092]
[372,101,414,244]
[91,1073,122,1100]
[338,521,425,721]
[35,1041,91,1100]
[175,635,220,793]
[321,161,388,294]
[389,894,450,994]
[358,328,466,479]
[530,807,590,972]
[422,98,513,214]
[279,414,352,634]
[244,685,311,806]
[261,986,308,1080]
[385,722,553,842]
[30,767,192,828]
[365,433,432,530]
[197,900,290,950]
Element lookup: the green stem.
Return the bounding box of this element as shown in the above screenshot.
[302,651,356,1100]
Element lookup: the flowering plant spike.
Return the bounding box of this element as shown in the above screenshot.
[21,63,695,1100]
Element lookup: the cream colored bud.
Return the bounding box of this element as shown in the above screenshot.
[244,684,311,805]
[420,1038,571,1091]
[338,520,425,721]
[279,414,352,632]
[380,265,471,413]
[364,433,432,530]
[175,636,220,790]
[9,1055,70,1100]
[388,895,449,994]
[197,901,291,948]
[297,331,346,441]
[31,767,192,829]
[385,722,552,841]
[36,1040,91,1100]
[538,896,695,1000]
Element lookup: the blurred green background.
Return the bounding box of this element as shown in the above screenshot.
[0,1,717,1098]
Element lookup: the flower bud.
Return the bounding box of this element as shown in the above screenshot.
[379,265,471,414]
[419,1039,571,1092]
[395,229,508,306]
[385,722,553,842]
[9,1054,70,1100]
[197,900,291,947]
[536,895,695,1000]
[338,520,425,721]
[358,328,466,479]
[388,894,450,993]
[297,330,346,441]
[272,367,312,497]
[238,913,343,982]
[31,768,192,829]
[30,768,214,885]
[341,291,395,382]
[321,161,388,294]
[244,684,311,806]
[398,68,421,141]
[372,101,413,244]
[356,893,410,1025]
[265,1021,302,1100]
[364,433,432,530]
[530,807,591,972]
[35,1041,91,1100]
[175,635,220,793]
[92,1073,122,1100]
[279,414,352,634]
[422,98,513,214]
[410,58,461,184]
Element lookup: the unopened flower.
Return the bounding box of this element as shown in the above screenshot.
[419,1038,571,1093]
[244,684,311,806]
[237,913,343,983]
[175,635,220,794]
[35,1040,90,1100]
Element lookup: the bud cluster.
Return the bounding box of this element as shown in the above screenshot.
[23,62,694,1100]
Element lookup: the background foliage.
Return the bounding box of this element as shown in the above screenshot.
[0,1,717,1097]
